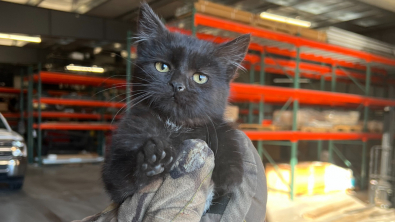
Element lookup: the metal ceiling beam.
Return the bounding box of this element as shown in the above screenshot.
[26,0,44,6]
[358,0,395,13]
[117,0,182,21]
[72,0,109,14]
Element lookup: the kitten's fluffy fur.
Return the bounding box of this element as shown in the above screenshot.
[102,3,251,204]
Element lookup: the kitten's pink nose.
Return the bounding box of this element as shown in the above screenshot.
[170,81,185,92]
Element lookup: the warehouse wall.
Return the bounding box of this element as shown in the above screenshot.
[0,1,131,41]
[0,46,40,64]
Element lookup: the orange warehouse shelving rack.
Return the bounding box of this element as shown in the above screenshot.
[165,8,395,200]
[26,68,127,165]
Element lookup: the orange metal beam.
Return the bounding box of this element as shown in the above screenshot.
[34,98,126,108]
[4,112,123,120]
[33,112,122,120]
[194,13,395,66]
[33,72,126,86]
[230,83,395,107]
[2,113,20,118]
[263,47,387,76]
[0,87,26,94]
[243,54,385,84]
[33,86,394,109]
[33,123,115,130]
[244,131,382,141]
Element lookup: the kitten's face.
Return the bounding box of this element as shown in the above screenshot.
[133,3,250,126]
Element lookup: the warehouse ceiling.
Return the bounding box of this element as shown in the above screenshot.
[2,0,395,30]
[2,0,395,44]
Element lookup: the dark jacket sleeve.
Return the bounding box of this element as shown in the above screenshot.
[245,135,267,222]
[200,130,267,222]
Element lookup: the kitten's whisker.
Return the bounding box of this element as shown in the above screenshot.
[93,85,131,96]
[93,82,150,96]
[98,74,130,85]
[133,76,152,83]
[111,92,151,123]
[109,92,127,102]
[117,91,147,104]
[109,90,148,102]
[111,53,159,81]
[123,93,152,114]
[112,83,148,86]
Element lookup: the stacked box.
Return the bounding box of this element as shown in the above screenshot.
[194,0,327,42]
[224,105,239,122]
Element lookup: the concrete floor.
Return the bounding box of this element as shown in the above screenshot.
[0,164,109,222]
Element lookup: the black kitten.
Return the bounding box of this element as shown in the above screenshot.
[102,3,251,204]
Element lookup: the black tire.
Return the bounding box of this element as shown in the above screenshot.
[8,177,24,190]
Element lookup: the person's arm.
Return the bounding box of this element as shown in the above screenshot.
[74,139,215,222]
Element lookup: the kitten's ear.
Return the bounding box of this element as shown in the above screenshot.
[138,3,168,37]
[215,34,251,76]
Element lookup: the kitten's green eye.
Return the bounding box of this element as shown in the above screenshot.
[193,73,208,84]
[155,62,170,72]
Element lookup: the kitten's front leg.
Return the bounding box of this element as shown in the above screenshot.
[211,127,244,194]
[103,137,174,203]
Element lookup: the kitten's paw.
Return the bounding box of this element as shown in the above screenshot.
[213,165,243,194]
[137,138,173,177]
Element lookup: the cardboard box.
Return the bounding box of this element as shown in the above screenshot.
[224,105,239,122]
[195,0,327,42]
[0,102,8,112]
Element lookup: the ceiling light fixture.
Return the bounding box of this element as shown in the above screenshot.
[260,12,311,28]
[0,39,28,47]
[0,33,41,43]
[65,64,105,73]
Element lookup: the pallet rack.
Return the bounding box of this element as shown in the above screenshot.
[167,9,395,200]
[26,68,126,165]
[0,70,26,129]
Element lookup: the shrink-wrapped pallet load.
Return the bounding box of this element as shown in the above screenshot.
[272,109,325,129]
[367,120,384,133]
[273,109,362,132]
[323,110,360,126]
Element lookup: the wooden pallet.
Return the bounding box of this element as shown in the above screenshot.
[300,126,332,132]
[368,129,383,133]
[332,125,362,132]
[239,124,283,131]
[300,125,363,133]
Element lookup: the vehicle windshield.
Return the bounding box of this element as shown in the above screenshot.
[0,116,8,129]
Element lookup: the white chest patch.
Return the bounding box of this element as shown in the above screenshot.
[165,119,183,133]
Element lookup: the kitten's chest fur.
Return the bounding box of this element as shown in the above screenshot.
[102,105,243,204]
[162,117,214,152]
